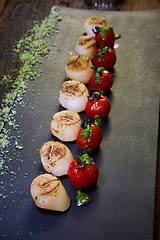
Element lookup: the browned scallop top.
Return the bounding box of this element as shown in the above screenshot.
[66,55,92,71]
[86,16,107,26]
[52,111,80,126]
[62,81,87,97]
[78,36,96,50]
[40,141,66,166]
[40,179,59,196]
[33,175,60,197]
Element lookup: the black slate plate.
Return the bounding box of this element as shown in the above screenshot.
[0,7,160,240]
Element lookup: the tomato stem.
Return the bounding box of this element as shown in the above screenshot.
[97,47,108,61]
[81,124,93,139]
[94,67,105,84]
[81,118,91,129]
[100,25,113,38]
[75,153,93,168]
[88,92,103,101]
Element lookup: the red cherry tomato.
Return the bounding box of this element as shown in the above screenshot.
[88,67,113,92]
[85,94,111,120]
[95,26,115,47]
[68,159,99,189]
[77,123,102,151]
[93,47,116,69]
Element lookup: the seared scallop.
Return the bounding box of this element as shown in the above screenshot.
[75,36,96,59]
[30,174,70,211]
[50,110,81,142]
[59,80,89,113]
[65,55,94,84]
[84,16,107,36]
[40,141,74,176]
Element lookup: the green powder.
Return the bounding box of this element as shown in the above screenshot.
[0,7,62,224]
[0,6,62,172]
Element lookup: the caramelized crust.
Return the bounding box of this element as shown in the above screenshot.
[67,55,92,71]
[62,81,86,97]
[40,141,66,166]
[52,111,80,126]
[32,174,60,198]
[86,16,107,26]
[78,36,96,49]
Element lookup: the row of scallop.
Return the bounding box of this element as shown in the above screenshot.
[30,16,113,211]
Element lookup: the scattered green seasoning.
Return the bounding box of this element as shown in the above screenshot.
[0,6,62,170]
[0,6,62,228]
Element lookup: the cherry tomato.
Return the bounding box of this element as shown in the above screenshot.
[85,93,111,120]
[88,67,113,92]
[77,122,102,151]
[68,155,99,189]
[93,46,116,69]
[95,25,115,47]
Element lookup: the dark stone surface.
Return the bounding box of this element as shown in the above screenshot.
[0,6,160,240]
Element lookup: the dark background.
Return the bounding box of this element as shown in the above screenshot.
[0,1,160,239]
